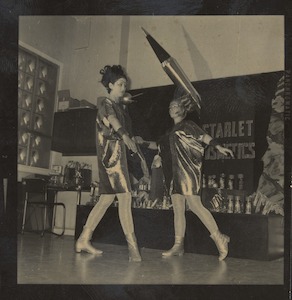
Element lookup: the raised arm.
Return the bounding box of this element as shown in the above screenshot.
[202,133,234,158]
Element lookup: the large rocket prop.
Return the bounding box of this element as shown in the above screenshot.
[141,27,201,114]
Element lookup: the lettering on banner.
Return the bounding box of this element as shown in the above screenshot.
[202,120,255,160]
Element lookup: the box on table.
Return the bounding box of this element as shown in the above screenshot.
[57,90,80,111]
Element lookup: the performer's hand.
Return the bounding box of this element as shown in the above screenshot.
[216,145,234,158]
[123,135,138,153]
[133,136,144,144]
[140,176,150,185]
[151,154,162,168]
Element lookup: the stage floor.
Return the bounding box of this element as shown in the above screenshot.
[17,233,284,285]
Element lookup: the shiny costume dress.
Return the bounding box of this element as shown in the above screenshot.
[96,97,132,194]
[169,119,206,196]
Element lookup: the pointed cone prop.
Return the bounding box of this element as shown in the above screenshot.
[141,27,201,114]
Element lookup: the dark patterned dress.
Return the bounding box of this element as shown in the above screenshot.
[169,119,206,196]
[96,97,132,194]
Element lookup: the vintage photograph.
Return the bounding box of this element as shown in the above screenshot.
[15,15,286,287]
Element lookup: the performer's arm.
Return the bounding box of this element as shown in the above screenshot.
[107,115,137,153]
[202,133,234,158]
[134,136,158,150]
[201,133,213,145]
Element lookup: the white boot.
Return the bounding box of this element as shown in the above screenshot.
[125,232,142,262]
[75,227,103,255]
[162,236,184,257]
[210,230,230,261]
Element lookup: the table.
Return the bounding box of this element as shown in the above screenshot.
[47,185,85,205]
[47,185,91,235]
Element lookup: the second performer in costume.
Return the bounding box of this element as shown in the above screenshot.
[139,92,234,261]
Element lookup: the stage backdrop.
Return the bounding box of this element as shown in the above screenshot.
[128,71,283,195]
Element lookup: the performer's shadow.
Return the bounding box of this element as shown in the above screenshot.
[162,255,228,284]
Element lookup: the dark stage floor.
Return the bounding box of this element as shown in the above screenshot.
[17,233,284,285]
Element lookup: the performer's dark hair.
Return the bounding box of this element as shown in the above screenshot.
[100,65,127,93]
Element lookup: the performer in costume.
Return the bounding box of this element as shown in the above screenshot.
[138,91,234,261]
[76,65,142,262]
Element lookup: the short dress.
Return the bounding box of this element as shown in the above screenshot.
[169,119,206,196]
[96,97,132,194]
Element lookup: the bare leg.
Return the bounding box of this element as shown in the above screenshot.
[162,194,185,257]
[116,192,141,262]
[84,194,115,229]
[186,195,218,234]
[116,192,134,235]
[172,194,186,237]
[75,194,115,254]
[186,195,229,260]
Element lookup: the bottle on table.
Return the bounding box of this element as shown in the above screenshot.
[234,195,241,213]
[245,196,252,214]
[227,174,234,190]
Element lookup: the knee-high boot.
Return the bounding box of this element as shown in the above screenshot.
[162,236,184,257]
[210,230,230,261]
[75,227,103,255]
[125,232,142,262]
